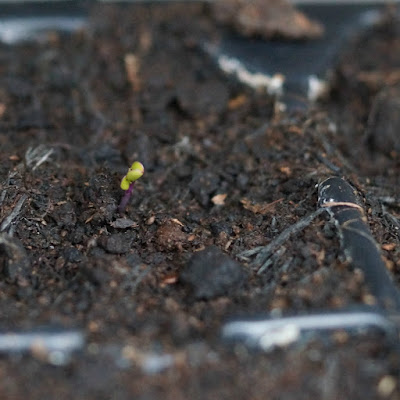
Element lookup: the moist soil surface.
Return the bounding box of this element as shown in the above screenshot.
[1,3,400,399]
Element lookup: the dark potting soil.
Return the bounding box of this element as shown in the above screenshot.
[0,3,400,399]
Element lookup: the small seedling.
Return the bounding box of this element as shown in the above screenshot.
[118,161,144,214]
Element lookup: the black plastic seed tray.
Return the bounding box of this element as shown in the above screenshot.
[0,1,88,45]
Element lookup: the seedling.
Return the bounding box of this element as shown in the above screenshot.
[118,161,144,214]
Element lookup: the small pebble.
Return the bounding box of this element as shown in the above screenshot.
[189,170,220,207]
[63,247,83,263]
[100,233,134,254]
[377,375,397,397]
[180,246,247,299]
[111,218,136,229]
[52,202,76,228]
[155,220,187,251]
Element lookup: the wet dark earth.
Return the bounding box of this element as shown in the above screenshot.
[1,2,400,399]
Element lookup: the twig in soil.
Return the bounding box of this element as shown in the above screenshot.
[306,116,354,173]
[256,246,287,275]
[0,194,28,233]
[318,177,400,310]
[319,135,354,172]
[118,161,144,214]
[238,208,325,273]
[222,309,396,351]
[25,145,54,171]
[0,190,6,208]
[0,172,14,208]
[314,153,341,173]
[124,53,141,92]
[381,204,400,239]
[380,196,400,208]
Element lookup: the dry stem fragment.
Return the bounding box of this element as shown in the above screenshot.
[0,194,28,233]
[25,145,54,171]
[241,197,283,215]
[239,208,324,273]
[124,53,141,92]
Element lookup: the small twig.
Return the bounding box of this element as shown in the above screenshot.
[0,190,6,207]
[238,208,325,272]
[257,246,286,275]
[0,194,28,233]
[315,153,341,173]
[381,204,400,239]
[124,53,141,92]
[384,212,400,231]
[0,173,12,208]
[379,196,400,208]
[25,145,54,171]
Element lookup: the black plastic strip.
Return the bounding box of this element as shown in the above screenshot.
[318,177,400,311]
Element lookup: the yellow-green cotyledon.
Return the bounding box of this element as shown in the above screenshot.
[118,161,144,213]
[120,161,144,190]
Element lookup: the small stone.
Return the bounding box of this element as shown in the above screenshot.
[211,193,227,206]
[99,233,134,254]
[189,170,220,207]
[209,221,232,236]
[111,218,136,229]
[155,220,188,251]
[377,375,397,397]
[52,202,76,228]
[180,246,247,299]
[63,247,83,263]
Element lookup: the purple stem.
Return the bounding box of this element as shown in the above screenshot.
[118,181,136,214]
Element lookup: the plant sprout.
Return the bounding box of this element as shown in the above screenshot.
[118,161,144,214]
